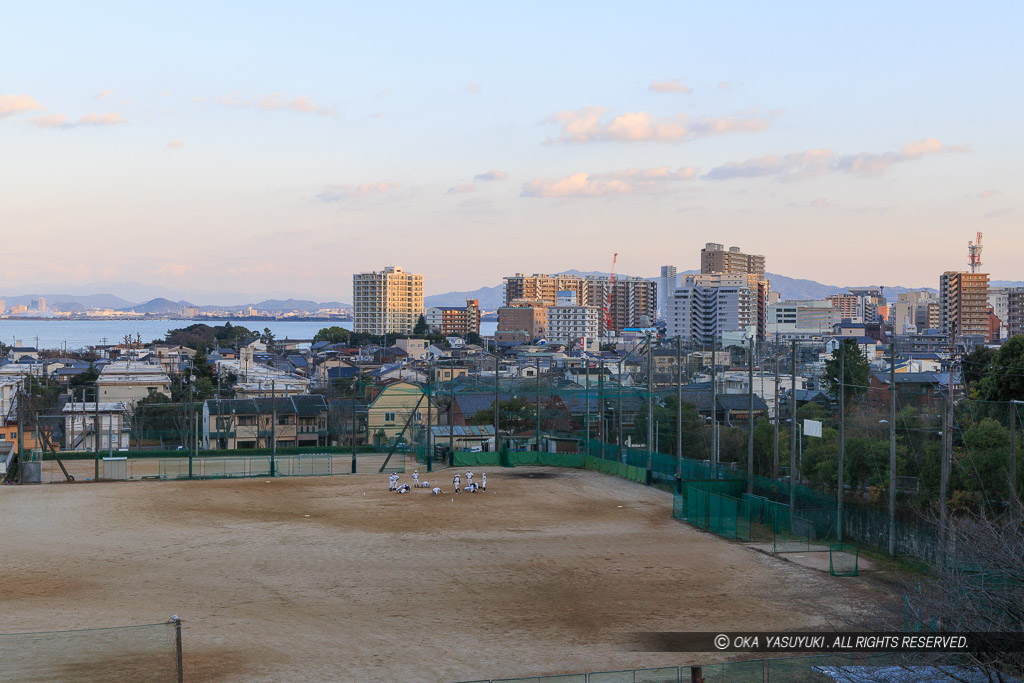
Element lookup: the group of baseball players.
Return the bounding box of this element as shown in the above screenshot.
[387,469,487,496]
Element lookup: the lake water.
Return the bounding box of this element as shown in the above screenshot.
[0,319,499,351]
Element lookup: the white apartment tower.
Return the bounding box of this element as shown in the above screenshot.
[666,274,756,344]
[659,265,677,321]
[353,266,425,335]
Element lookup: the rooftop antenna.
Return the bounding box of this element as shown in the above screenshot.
[968,231,983,273]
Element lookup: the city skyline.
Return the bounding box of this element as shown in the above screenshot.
[2,3,1021,301]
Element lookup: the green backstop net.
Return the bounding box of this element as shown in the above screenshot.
[829,543,860,577]
[0,621,181,682]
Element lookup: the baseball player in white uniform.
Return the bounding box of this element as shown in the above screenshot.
[432,487,442,495]
[481,472,486,491]
[412,470,419,488]
[453,473,461,493]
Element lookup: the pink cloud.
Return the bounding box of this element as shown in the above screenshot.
[543,106,773,144]
[474,169,509,182]
[649,79,692,94]
[705,138,968,181]
[521,166,697,198]
[0,94,43,117]
[222,92,339,117]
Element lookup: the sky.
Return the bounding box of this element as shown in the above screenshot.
[1,2,1021,302]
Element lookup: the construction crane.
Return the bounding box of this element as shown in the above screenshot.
[968,232,983,272]
[604,253,617,337]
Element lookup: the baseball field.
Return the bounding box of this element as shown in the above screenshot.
[0,467,889,681]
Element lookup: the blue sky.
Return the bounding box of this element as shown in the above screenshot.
[1,2,1020,301]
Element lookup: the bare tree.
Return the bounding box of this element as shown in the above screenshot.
[896,493,1024,681]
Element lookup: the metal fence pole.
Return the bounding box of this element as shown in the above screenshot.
[172,616,183,683]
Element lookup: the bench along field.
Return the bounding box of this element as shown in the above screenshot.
[0,467,887,682]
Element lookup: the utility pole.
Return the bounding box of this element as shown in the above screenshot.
[941,330,956,543]
[351,397,357,474]
[271,380,277,477]
[675,337,683,493]
[790,340,797,513]
[747,336,754,492]
[888,340,897,557]
[838,341,846,542]
[535,356,542,453]
[773,335,780,478]
[16,385,24,474]
[584,360,591,455]
[617,359,624,462]
[94,380,100,480]
[494,355,500,455]
[646,334,653,484]
[448,361,455,463]
[426,362,432,466]
[711,339,717,474]
[598,358,605,452]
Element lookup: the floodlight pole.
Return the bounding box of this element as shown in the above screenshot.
[646,333,653,485]
[675,337,682,494]
[747,335,754,492]
[790,340,797,515]
[888,341,897,557]
[838,341,845,543]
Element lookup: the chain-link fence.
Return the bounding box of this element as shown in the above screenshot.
[0,620,182,682]
[455,652,975,683]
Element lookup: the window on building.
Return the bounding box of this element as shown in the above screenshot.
[384,412,396,422]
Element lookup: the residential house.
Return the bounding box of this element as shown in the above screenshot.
[62,402,130,452]
[203,395,329,450]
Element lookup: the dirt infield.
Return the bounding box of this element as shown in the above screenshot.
[0,468,891,682]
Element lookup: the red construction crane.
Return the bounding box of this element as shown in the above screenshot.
[968,232,983,273]
[604,253,617,335]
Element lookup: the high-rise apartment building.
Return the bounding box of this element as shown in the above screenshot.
[659,265,677,320]
[989,287,1013,340]
[1003,288,1024,339]
[352,266,424,335]
[699,243,768,340]
[701,243,765,277]
[497,301,547,340]
[940,271,991,341]
[502,272,654,334]
[424,299,480,337]
[503,273,589,307]
[585,276,657,334]
[826,294,859,319]
[666,273,756,344]
[546,305,601,346]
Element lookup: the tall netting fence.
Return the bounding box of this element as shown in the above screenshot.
[0,621,182,682]
[14,335,1022,571]
[403,336,1023,571]
[457,652,986,683]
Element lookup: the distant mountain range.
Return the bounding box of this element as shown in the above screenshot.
[5,274,1023,316]
[0,293,352,315]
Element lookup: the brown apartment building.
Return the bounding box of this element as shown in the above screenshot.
[700,242,770,340]
[940,271,991,341]
[503,274,590,307]
[497,300,547,342]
